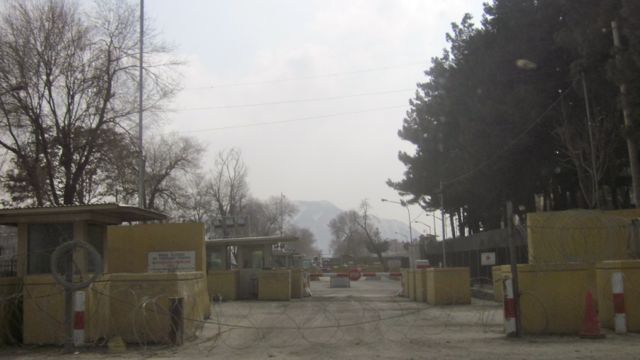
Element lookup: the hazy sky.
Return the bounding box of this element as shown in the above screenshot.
[143,0,486,235]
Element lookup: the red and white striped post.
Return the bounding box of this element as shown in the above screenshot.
[73,291,85,346]
[503,278,516,336]
[612,272,626,334]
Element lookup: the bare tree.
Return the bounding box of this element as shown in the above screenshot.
[176,172,214,223]
[354,200,390,271]
[554,101,617,208]
[244,195,297,236]
[208,148,249,238]
[329,201,390,268]
[284,225,320,257]
[329,210,368,259]
[0,0,178,206]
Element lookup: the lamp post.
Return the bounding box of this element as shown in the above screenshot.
[422,211,446,267]
[413,220,432,235]
[381,198,415,268]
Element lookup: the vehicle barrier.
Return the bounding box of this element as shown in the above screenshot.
[612,272,626,334]
[503,278,516,336]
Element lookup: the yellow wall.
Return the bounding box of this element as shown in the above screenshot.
[425,267,471,305]
[401,269,409,298]
[511,263,594,334]
[290,269,304,299]
[207,270,237,301]
[492,265,507,302]
[22,275,66,344]
[407,270,416,301]
[107,223,206,273]
[596,260,640,332]
[21,272,209,345]
[0,277,21,345]
[258,270,291,301]
[527,211,631,264]
[415,270,427,303]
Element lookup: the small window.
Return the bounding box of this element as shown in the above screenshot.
[28,223,73,274]
[87,224,105,273]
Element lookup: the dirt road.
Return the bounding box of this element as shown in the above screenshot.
[3,277,640,359]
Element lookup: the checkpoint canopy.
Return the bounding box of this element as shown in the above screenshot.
[0,203,166,277]
[205,235,298,271]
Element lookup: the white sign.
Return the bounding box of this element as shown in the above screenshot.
[148,251,196,273]
[480,252,496,266]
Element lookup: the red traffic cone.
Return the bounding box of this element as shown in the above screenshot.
[579,290,605,339]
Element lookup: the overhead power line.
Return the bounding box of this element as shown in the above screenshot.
[170,88,414,111]
[183,62,425,90]
[177,104,407,133]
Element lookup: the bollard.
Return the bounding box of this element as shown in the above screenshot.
[503,278,516,336]
[73,291,85,347]
[612,272,627,334]
[169,297,184,346]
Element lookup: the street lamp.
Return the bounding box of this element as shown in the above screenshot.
[413,220,432,235]
[381,198,415,268]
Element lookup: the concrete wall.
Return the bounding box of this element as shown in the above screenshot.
[407,270,416,301]
[425,267,471,305]
[401,269,408,297]
[258,270,291,301]
[107,223,206,273]
[21,275,66,344]
[513,263,594,334]
[207,270,237,301]
[290,269,304,299]
[98,272,209,344]
[21,272,209,345]
[527,211,631,264]
[0,277,21,345]
[596,260,640,332]
[492,265,506,302]
[415,270,427,303]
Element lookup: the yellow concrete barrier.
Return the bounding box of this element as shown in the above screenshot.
[415,270,427,303]
[207,270,237,301]
[515,263,594,334]
[401,269,408,297]
[407,270,416,301]
[22,272,210,345]
[425,267,471,305]
[0,277,21,345]
[290,269,304,299]
[492,265,505,302]
[596,260,640,332]
[258,270,291,301]
[527,211,631,265]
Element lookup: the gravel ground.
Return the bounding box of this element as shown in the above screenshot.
[3,277,640,359]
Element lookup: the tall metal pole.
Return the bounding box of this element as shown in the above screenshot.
[137,0,145,208]
[440,181,447,267]
[581,72,600,209]
[612,20,640,207]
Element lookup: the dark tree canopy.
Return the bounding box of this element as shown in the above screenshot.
[389,0,640,235]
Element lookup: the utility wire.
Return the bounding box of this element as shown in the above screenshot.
[443,85,574,186]
[171,88,413,112]
[177,104,407,133]
[183,62,425,90]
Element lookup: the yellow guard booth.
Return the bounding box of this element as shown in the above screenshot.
[0,204,210,346]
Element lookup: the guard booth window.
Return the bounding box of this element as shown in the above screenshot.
[27,223,73,274]
[87,224,105,273]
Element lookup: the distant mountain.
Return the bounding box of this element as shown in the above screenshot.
[291,200,410,255]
